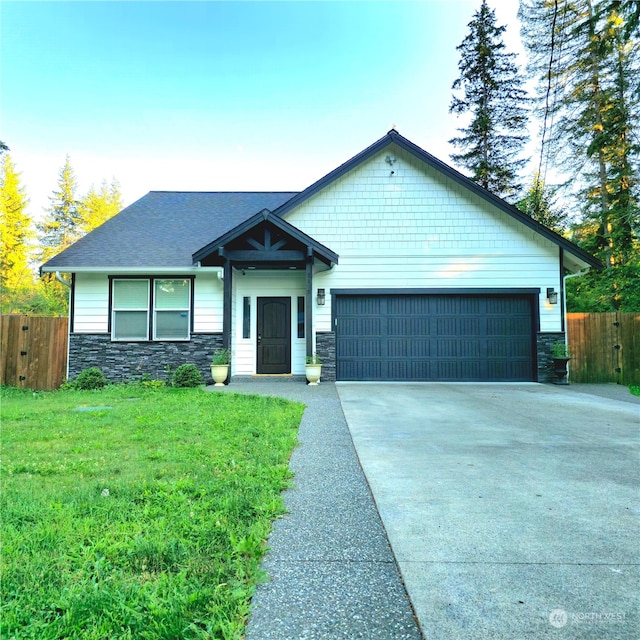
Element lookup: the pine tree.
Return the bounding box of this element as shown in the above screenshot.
[78,179,122,233]
[520,0,639,269]
[518,174,569,233]
[38,156,82,262]
[449,0,529,200]
[0,154,33,298]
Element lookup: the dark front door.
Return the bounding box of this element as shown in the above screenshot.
[257,297,291,374]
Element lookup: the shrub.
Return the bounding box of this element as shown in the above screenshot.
[172,364,203,388]
[74,367,107,390]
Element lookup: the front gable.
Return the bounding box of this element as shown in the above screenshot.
[192,209,338,269]
[280,144,557,267]
[274,130,601,273]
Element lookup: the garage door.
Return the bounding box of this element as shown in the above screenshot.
[335,294,535,382]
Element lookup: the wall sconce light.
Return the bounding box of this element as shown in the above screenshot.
[317,288,326,306]
[547,287,558,305]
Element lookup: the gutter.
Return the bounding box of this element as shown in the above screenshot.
[41,266,211,275]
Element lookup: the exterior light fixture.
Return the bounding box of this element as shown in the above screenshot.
[547,287,558,304]
[317,288,326,306]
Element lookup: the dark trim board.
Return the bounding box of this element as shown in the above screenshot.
[331,287,541,296]
[334,292,538,382]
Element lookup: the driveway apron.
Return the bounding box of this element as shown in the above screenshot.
[337,382,639,640]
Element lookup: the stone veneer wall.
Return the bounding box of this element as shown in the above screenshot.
[537,332,565,383]
[315,331,336,382]
[68,333,223,384]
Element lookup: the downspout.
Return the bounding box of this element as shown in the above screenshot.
[563,267,590,381]
[55,271,71,288]
[55,272,72,382]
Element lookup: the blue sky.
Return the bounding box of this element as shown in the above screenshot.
[1,1,524,221]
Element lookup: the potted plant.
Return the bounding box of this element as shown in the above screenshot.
[305,353,322,385]
[211,348,230,386]
[551,341,571,385]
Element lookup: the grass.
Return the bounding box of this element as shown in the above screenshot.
[0,385,304,640]
[630,385,640,397]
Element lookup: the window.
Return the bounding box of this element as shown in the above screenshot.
[154,279,190,340]
[297,296,305,338]
[243,297,251,339]
[111,278,191,341]
[112,279,149,340]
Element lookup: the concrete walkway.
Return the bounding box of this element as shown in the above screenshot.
[337,382,639,640]
[211,379,422,639]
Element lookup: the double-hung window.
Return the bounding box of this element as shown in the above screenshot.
[112,279,150,340]
[111,278,191,341]
[153,279,190,340]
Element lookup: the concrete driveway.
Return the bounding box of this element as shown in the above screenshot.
[337,383,639,640]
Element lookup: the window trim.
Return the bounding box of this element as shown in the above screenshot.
[109,276,194,342]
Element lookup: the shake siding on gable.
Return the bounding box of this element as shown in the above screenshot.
[286,147,562,333]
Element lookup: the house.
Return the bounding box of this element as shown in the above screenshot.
[41,130,601,384]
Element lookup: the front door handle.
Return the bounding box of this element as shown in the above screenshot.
[258,334,262,345]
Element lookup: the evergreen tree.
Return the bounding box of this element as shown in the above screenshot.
[0,154,34,302]
[450,0,529,200]
[518,174,569,233]
[78,179,122,233]
[520,0,639,270]
[38,156,82,262]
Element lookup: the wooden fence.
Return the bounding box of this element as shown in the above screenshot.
[0,315,68,390]
[567,312,640,385]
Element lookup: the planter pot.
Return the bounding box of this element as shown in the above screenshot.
[305,364,322,385]
[211,364,229,386]
[552,357,571,385]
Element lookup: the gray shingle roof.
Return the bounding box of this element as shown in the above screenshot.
[41,191,298,270]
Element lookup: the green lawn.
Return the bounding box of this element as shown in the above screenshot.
[0,385,304,640]
[630,385,640,397]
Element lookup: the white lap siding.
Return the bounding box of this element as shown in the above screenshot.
[73,273,109,333]
[289,146,562,333]
[72,270,223,335]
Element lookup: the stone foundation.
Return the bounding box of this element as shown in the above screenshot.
[68,333,223,384]
[537,332,566,383]
[316,331,337,381]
